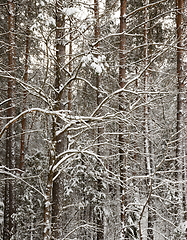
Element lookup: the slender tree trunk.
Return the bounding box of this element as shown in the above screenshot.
[93,0,104,239]
[144,2,150,177]
[3,164,9,240]
[43,169,53,240]
[52,0,66,238]
[119,0,127,239]
[68,13,72,112]
[3,1,16,239]
[176,0,186,228]
[143,1,154,240]
[20,3,30,170]
[43,1,65,239]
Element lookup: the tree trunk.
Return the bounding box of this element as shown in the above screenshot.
[176,0,186,229]
[20,2,30,170]
[3,1,16,239]
[43,1,65,239]
[43,169,53,240]
[68,11,72,112]
[52,0,66,238]
[93,0,104,239]
[119,0,127,239]
[143,1,154,240]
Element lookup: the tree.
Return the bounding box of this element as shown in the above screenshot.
[1,0,187,239]
[119,0,127,239]
[176,0,186,236]
[93,0,104,239]
[20,1,31,170]
[3,1,16,239]
[143,1,154,239]
[43,0,66,238]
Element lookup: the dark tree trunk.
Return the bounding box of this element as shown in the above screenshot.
[3,1,16,239]
[3,175,9,240]
[176,0,186,228]
[43,1,65,239]
[119,0,127,239]
[68,11,72,112]
[52,0,66,238]
[20,3,30,170]
[93,0,104,239]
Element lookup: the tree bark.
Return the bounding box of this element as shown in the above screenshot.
[119,0,127,239]
[20,2,30,170]
[43,169,53,240]
[68,11,72,112]
[176,0,186,228]
[143,1,154,240]
[43,1,65,239]
[93,0,104,239]
[52,0,66,238]
[3,1,16,239]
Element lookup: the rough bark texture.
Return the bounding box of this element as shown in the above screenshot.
[52,0,66,238]
[119,0,127,238]
[3,1,16,239]
[93,0,104,239]
[3,171,9,240]
[176,0,186,227]
[20,3,30,170]
[43,1,65,239]
[143,1,154,240]
[68,16,72,112]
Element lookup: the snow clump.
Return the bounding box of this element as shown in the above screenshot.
[81,54,108,74]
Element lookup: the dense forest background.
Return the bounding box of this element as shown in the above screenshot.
[0,0,187,239]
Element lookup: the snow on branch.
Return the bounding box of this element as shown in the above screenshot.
[0,166,45,198]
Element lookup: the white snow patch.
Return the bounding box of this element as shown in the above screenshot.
[161,16,175,30]
[91,62,102,74]
[63,7,78,16]
[179,221,187,233]
[45,201,51,207]
[81,54,92,65]
[82,54,107,74]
